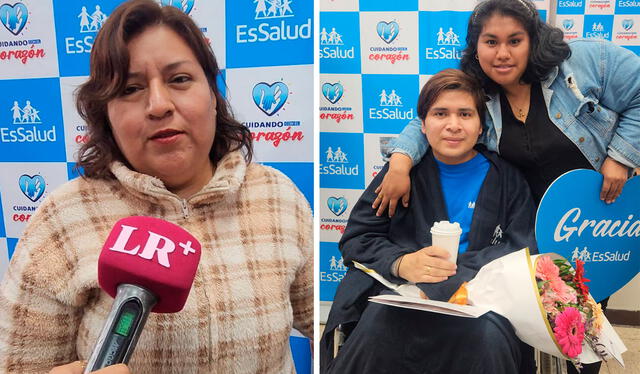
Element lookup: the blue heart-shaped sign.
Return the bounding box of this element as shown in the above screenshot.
[327,196,348,216]
[18,174,46,202]
[562,19,574,31]
[376,21,399,44]
[160,0,194,14]
[622,19,634,31]
[322,83,344,104]
[536,169,639,301]
[0,3,29,36]
[252,82,289,116]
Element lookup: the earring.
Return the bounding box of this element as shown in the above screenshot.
[475,54,479,60]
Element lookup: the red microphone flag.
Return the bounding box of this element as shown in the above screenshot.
[98,216,202,313]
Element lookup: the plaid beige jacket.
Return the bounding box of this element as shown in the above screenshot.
[0,151,313,373]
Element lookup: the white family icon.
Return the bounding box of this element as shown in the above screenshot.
[437,27,460,46]
[78,5,108,33]
[571,247,592,262]
[11,100,41,124]
[329,256,347,271]
[254,0,293,20]
[592,22,604,32]
[320,27,343,45]
[326,147,348,163]
[379,89,402,107]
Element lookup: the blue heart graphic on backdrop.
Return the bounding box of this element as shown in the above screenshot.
[376,21,399,44]
[252,82,289,116]
[0,3,29,36]
[322,83,344,104]
[327,197,348,216]
[622,19,634,31]
[562,19,574,31]
[536,169,639,301]
[19,174,45,202]
[160,0,194,14]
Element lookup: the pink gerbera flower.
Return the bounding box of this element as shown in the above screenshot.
[550,277,578,304]
[553,307,585,358]
[536,255,560,281]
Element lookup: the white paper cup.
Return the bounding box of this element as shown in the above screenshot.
[430,221,462,263]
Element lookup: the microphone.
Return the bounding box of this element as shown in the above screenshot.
[84,216,201,373]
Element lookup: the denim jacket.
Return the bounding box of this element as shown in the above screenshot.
[389,39,640,170]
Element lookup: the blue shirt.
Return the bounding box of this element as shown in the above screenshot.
[436,152,489,253]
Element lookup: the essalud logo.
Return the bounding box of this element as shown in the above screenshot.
[237,0,311,44]
[1,100,56,143]
[328,255,347,272]
[321,145,359,176]
[159,0,195,14]
[322,83,343,104]
[252,82,288,116]
[425,25,463,60]
[64,5,110,54]
[368,88,414,120]
[437,27,461,46]
[77,5,108,33]
[0,2,27,36]
[319,26,355,59]
[19,174,45,202]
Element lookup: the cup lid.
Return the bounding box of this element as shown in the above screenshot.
[430,221,462,234]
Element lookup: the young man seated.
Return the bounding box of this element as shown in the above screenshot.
[320,69,538,374]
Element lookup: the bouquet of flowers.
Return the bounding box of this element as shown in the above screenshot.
[535,255,606,367]
[461,249,626,367]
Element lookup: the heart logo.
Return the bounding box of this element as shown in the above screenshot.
[322,83,344,104]
[0,3,29,36]
[19,174,46,202]
[252,82,289,116]
[562,19,574,31]
[160,0,194,15]
[376,21,399,44]
[622,19,634,31]
[327,197,348,216]
[536,169,639,301]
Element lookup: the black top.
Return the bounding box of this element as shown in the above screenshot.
[499,83,593,205]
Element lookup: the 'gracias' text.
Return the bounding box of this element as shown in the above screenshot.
[554,208,640,242]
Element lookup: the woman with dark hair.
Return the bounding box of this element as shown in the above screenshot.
[0,1,312,373]
[377,0,639,214]
[374,0,639,373]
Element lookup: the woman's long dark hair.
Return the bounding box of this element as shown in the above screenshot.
[460,0,571,95]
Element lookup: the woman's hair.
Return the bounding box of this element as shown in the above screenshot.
[460,0,571,95]
[75,0,252,179]
[417,68,486,126]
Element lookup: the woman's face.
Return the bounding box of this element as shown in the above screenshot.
[421,89,482,165]
[107,25,217,197]
[476,14,530,91]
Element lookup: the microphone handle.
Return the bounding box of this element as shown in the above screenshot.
[84,284,157,373]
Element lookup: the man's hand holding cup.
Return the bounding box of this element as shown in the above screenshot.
[398,245,457,283]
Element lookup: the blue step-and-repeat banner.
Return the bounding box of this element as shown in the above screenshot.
[0,0,312,371]
[318,0,640,306]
